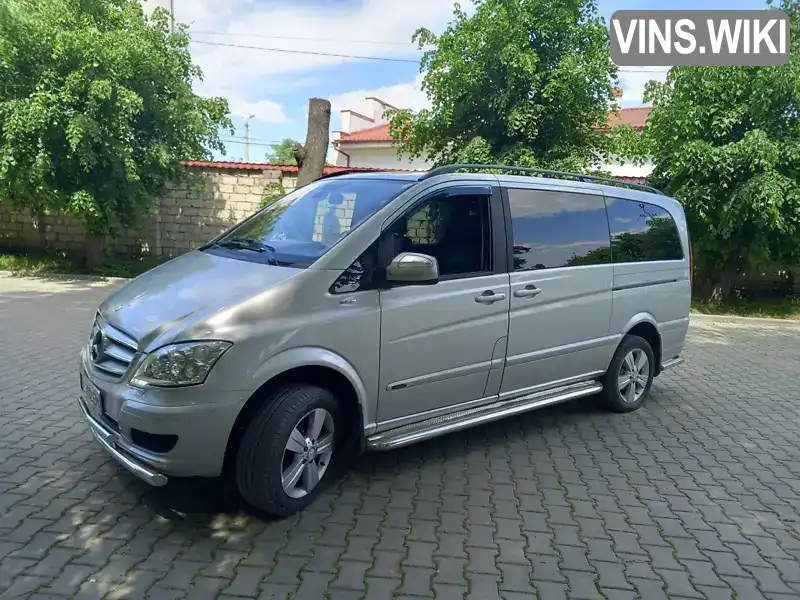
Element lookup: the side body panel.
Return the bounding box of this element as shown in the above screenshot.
[604,191,691,363]
[498,182,615,397]
[375,182,511,427]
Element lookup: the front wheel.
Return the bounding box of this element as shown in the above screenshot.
[600,335,655,413]
[235,384,341,517]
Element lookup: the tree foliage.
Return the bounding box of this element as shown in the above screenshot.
[261,181,287,207]
[266,138,301,165]
[388,0,618,171]
[604,123,654,167]
[643,0,800,300]
[0,0,232,259]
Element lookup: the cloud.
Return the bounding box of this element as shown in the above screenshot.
[618,67,669,106]
[151,0,458,126]
[226,98,289,123]
[329,73,429,118]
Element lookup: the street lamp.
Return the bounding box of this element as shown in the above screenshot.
[244,114,256,163]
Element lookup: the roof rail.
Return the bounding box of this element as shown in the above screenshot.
[421,164,664,195]
[315,169,364,181]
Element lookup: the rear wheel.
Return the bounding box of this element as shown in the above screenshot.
[600,335,655,413]
[235,384,341,517]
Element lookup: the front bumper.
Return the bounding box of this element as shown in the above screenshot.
[79,398,168,486]
[78,346,249,481]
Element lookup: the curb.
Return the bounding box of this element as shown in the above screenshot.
[0,270,131,284]
[690,312,800,325]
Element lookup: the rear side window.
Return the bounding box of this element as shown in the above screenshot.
[507,188,611,271]
[606,198,683,262]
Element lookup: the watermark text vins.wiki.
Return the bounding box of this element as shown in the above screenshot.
[610,10,789,66]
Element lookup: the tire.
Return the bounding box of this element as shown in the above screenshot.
[600,335,655,413]
[235,384,341,517]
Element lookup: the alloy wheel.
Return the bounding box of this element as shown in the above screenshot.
[281,408,335,498]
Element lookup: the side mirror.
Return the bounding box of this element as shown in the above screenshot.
[386,252,439,285]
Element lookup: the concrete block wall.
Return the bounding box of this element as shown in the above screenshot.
[0,166,288,260]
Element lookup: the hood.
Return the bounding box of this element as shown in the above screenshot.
[99,250,300,346]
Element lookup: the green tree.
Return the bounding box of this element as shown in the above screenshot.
[388,0,618,171]
[266,138,301,165]
[604,122,654,168]
[0,0,232,266]
[261,181,287,207]
[643,0,800,301]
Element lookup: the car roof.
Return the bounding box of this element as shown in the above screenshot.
[325,171,679,212]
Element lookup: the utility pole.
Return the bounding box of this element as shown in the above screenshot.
[244,114,255,162]
[169,0,175,33]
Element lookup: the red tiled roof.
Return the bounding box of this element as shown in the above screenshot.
[602,107,652,131]
[181,160,414,173]
[336,107,652,145]
[181,160,648,183]
[338,123,393,143]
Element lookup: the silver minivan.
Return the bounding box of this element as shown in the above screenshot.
[79,165,691,516]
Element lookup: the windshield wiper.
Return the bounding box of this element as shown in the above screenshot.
[208,238,275,253]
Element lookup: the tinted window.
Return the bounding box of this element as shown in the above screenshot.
[394,193,492,277]
[606,198,683,262]
[331,192,492,293]
[204,178,411,268]
[507,189,611,271]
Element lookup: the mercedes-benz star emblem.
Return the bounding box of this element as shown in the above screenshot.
[90,331,105,362]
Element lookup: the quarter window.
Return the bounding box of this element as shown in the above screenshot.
[507,189,611,271]
[606,198,683,262]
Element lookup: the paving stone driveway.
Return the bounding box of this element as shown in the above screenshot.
[1,276,800,600]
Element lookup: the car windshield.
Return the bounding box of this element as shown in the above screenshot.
[203,177,412,268]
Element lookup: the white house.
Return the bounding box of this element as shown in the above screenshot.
[331,91,654,179]
[331,97,432,171]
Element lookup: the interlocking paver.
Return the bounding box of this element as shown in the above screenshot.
[3,276,800,599]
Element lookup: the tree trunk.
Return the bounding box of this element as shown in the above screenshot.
[294,98,331,188]
[84,235,107,269]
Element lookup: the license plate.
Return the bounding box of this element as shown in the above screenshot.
[80,371,102,415]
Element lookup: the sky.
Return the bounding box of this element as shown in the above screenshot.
[143,0,766,163]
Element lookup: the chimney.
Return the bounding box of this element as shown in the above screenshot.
[610,87,623,111]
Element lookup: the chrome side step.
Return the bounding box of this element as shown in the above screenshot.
[366,380,603,451]
[660,357,684,372]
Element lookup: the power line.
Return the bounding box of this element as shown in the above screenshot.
[221,138,333,148]
[223,135,294,144]
[190,40,666,72]
[190,40,421,63]
[190,30,418,47]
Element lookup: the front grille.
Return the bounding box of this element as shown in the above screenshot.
[88,316,138,379]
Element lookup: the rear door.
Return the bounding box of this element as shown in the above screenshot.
[499,184,616,398]
[376,184,510,426]
[605,196,691,362]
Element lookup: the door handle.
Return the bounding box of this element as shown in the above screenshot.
[475,291,507,304]
[513,285,542,298]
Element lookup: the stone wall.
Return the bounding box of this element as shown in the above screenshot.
[0,166,297,260]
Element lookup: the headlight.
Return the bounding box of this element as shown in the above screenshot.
[130,341,232,388]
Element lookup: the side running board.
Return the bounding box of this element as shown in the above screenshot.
[366,380,603,451]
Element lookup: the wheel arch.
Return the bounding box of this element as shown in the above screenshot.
[621,313,662,375]
[224,348,370,471]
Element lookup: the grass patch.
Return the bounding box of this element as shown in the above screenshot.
[0,251,164,279]
[691,297,800,320]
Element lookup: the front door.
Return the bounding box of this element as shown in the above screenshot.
[376,186,510,425]
[500,185,615,397]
